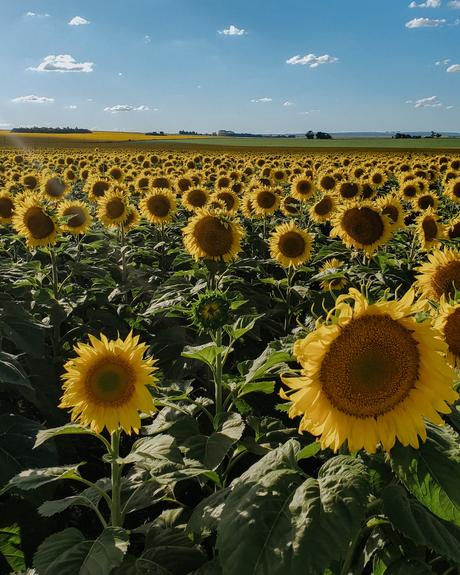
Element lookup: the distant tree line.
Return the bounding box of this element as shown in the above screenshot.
[393,131,442,139]
[145,131,166,135]
[305,131,333,139]
[11,126,92,134]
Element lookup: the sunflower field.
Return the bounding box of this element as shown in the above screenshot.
[0,147,459,575]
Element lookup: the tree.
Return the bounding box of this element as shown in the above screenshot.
[305,130,315,140]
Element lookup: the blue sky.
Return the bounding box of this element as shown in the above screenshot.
[0,0,459,133]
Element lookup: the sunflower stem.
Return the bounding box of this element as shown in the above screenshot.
[214,327,223,416]
[284,266,295,334]
[340,524,371,575]
[49,248,59,299]
[119,225,128,303]
[110,428,123,528]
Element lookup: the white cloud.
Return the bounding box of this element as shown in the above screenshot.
[144,35,151,44]
[29,54,94,73]
[283,101,294,106]
[218,25,247,36]
[446,105,455,109]
[12,95,54,104]
[25,11,50,18]
[250,97,272,103]
[409,0,441,7]
[435,58,451,65]
[414,95,443,107]
[104,104,150,113]
[286,53,338,68]
[448,0,460,6]
[65,105,77,109]
[405,17,446,27]
[447,63,460,72]
[69,16,90,26]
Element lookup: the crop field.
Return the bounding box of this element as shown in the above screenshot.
[0,146,460,575]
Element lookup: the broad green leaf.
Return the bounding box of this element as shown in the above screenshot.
[238,380,275,397]
[223,314,263,343]
[296,442,321,461]
[244,346,292,384]
[187,488,231,534]
[382,484,460,564]
[182,343,227,370]
[0,524,25,572]
[34,424,102,448]
[1,464,83,496]
[0,414,57,486]
[39,479,111,517]
[391,423,460,525]
[289,456,370,575]
[123,434,183,465]
[0,351,34,397]
[33,527,129,575]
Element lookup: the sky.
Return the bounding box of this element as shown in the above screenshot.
[0,0,459,133]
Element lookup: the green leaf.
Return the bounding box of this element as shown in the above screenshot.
[34,424,103,448]
[187,488,231,535]
[391,423,460,525]
[296,442,321,461]
[244,345,292,384]
[39,479,111,517]
[0,351,34,397]
[0,414,57,486]
[289,456,370,575]
[182,343,227,370]
[382,484,460,564]
[33,527,129,575]
[223,314,263,343]
[124,434,183,465]
[0,524,25,572]
[1,464,83,496]
[238,380,275,398]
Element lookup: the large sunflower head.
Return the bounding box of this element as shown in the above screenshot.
[87,178,111,202]
[281,289,458,453]
[12,197,59,248]
[0,191,14,223]
[251,187,280,217]
[413,192,438,212]
[330,202,392,256]
[183,209,245,262]
[269,222,313,268]
[182,187,209,212]
[59,200,92,235]
[415,247,460,301]
[60,332,157,434]
[140,188,177,224]
[434,297,460,368]
[97,190,129,227]
[337,180,361,201]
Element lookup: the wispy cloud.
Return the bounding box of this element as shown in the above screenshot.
[144,35,151,44]
[12,95,54,104]
[409,0,441,7]
[435,58,451,65]
[218,25,247,36]
[405,17,446,27]
[448,0,460,7]
[68,16,90,26]
[25,11,50,18]
[28,54,94,73]
[286,53,338,68]
[283,101,294,107]
[250,97,272,103]
[411,95,443,107]
[104,104,151,113]
[447,63,460,72]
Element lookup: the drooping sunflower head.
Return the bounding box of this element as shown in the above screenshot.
[42,175,67,202]
[183,209,245,262]
[281,195,301,217]
[416,209,444,251]
[140,188,177,224]
[122,205,140,232]
[97,190,129,227]
[291,176,315,202]
[251,187,280,217]
[318,258,348,291]
[58,200,92,235]
[309,194,337,223]
[269,222,313,268]
[60,332,157,434]
[182,187,209,212]
[12,197,59,248]
[434,296,460,368]
[0,191,14,223]
[415,247,460,301]
[331,202,392,256]
[281,288,458,453]
[191,290,231,331]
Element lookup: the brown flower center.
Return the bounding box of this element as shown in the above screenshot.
[432,261,460,299]
[422,217,438,242]
[0,197,14,219]
[341,207,384,245]
[279,231,306,258]
[193,216,233,257]
[256,191,276,209]
[444,308,460,360]
[25,207,55,239]
[147,195,171,217]
[45,178,66,198]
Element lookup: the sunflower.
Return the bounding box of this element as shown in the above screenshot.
[140,189,177,224]
[22,173,40,191]
[251,187,280,217]
[269,222,313,268]
[331,202,392,256]
[434,297,460,368]
[291,176,315,202]
[182,187,209,212]
[60,332,157,434]
[337,181,361,201]
[215,190,239,214]
[0,192,14,223]
[377,195,405,230]
[12,197,59,248]
[183,209,244,262]
[108,166,124,182]
[58,200,92,234]
[413,192,438,212]
[281,289,457,453]
[400,178,424,201]
[97,190,129,227]
[281,195,301,217]
[42,175,67,202]
[87,178,111,202]
[445,177,460,203]
[415,247,460,301]
[317,173,337,193]
[122,205,140,232]
[446,216,460,241]
[319,258,348,291]
[416,209,444,251]
[309,194,337,223]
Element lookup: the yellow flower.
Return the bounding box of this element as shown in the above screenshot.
[183,209,244,262]
[281,289,458,453]
[182,187,209,212]
[140,189,177,224]
[251,187,280,217]
[291,176,315,202]
[60,332,157,434]
[97,190,129,227]
[0,192,14,223]
[58,200,92,234]
[12,197,59,248]
[415,247,460,301]
[434,297,460,368]
[41,175,67,202]
[416,209,444,251]
[309,194,337,223]
[269,222,313,268]
[319,258,348,291]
